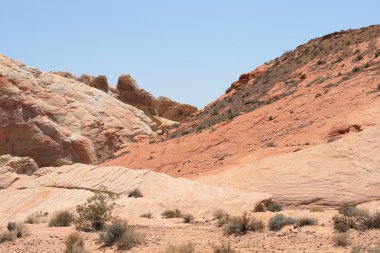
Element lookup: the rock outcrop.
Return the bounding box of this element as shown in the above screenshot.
[0,55,153,167]
[0,154,38,175]
[116,75,197,122]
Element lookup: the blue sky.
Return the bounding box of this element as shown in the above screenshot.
[1,1,379,108]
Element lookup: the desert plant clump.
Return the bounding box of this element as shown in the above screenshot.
[333,203,369,232]
[183,214,194,223]
[266,202,282,212]
[1,222,30,243]
[254,202,266,212]
[352,66,361,73]
[333,232,350,247]
[222,212,264,235]
[162,209,182,219]
[213,209,227,220]
[309,206,325,212]
[140,213,153,219]
[49,210,74,227]
[128,188,143,198]
[164,242,195,253]
[64,232,87,253]
[75,185,118,231]
[214,244,237,253]
[268,214,296,231]
[25,212,49,224]
[361,211,380,230]
[351,245,364,253]
[296,217,318,227]
[99,220,145,250]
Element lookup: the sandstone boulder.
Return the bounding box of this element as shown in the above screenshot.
[156,96,197,122]
[0,154,38,175]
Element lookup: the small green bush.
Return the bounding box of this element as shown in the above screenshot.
[339,203,368,217]
[266,203,282,212]
[128,188,143,198]
[214,244,236,253]
[183,214,194,223]
[296,217,318,227]
[64,232,87,253]
[162,209,182,219]
[75,186,118,231]
[49,210,74,227]
[352,67,361,73]
[361,211,380,230]
[222,212,264,235]
[333,232,350,247]
[164,242,195,253]
[253,203,266,212]
[268,214,295,231]
[100,220,145,250]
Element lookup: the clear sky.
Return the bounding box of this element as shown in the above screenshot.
[1,1,379,108]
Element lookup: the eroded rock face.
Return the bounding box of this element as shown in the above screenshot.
[156,96,197,122]
[0,154,38,175]
[0,55,153,167]
[116,75,197,122]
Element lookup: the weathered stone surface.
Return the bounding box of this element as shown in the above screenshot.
[0,55,153,167]
[0,154,38,175]
[156,96,197,122]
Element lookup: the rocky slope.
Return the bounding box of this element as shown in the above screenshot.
[103,25,380,207]
[0,55,153,166]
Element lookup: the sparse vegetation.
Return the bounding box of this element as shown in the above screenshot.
[266,142,277,148]
[352,66,361,73]
[268,214,296,231]
[266,202,282,212]
[222,212,264,235]
[333,203,371,232]
[253,202,266,212]
[1,222,29,243]
[164,242,195,253]
[128,188,143,198]
[213,209,227,220]
[162,209,182,219]
[75,186,118,231]
[309,206,325,212]
[214,244,237,253]
[99,220,145,250]
[49,210,74,227]
[64,232,87,253]
[140,212,153,219]
[296,217,318,227]
[183,214,194,223]
[333,232,350,247]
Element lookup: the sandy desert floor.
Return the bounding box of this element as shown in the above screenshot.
[1,210,379,253]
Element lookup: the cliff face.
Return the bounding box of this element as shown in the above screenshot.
[0,55,153,167]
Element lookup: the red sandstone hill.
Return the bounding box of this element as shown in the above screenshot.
[103,25,380,207]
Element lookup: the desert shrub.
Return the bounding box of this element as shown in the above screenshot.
[268,214,296,231]
[64,232,87,253]
[377,84,380,91]
[75,186,118,231]
[183,214,194,223]
[296,217,318,227]
[213,209,227,220]
[361,211,380,230]
[164,242,195,253]
[333,215,351,232]
[140,213,153,219]
[214,244,236,253]
[0,231,16,243]
[49,210,74,227]
[25,212,49,224]
[99,220,145,250]
[333,232,350,247]
[266,202,282,212]
[14,223,29,238]
[333,203,370,232]
[254,203,266,212]
[352,66,361,73]
[216,212,231,228]
[309,206,325,212]
[339,203,368,217]
[355,55,363,61]
[7,222,16,231]
[115,227,145,250]
[222,212,264,235]
[266,142,277,148]
[162,209,182,219]
[128,188,143,198]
